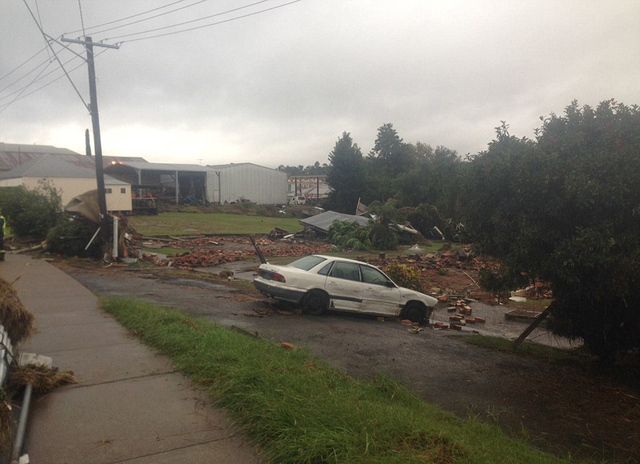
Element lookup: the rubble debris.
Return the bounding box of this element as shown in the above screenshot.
[280,342,295,350]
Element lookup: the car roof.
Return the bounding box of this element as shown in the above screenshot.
[313,255,369,266]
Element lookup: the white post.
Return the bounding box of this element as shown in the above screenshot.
[112,216,119,259]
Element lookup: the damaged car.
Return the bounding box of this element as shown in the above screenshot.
[254,255,437,323]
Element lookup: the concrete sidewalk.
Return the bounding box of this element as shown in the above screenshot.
[0,254,262,464]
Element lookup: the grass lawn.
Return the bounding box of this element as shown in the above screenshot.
[102,297,574,464]
[129,212,304,236]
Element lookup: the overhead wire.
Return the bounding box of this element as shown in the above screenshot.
[0,48,110,114]
[77,0,87,37]
[34,0,51,60]
[0,58,52,96]
[0,46,49,83]
[85,0,214,37]
[0,49,85,102]
[65,0,194,35]
[105,0,302,43]
[20,0,89,110]
[0,60,54,114]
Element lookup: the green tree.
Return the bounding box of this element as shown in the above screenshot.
[368,123,416,178]
[326,132,366,213]
[0,180,63,238]
[464,101,640,360]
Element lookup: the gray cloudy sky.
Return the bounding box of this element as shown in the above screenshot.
[1,1,639,168]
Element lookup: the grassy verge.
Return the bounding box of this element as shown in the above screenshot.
[460,334,590,364]
[102,297,573,464]
[129,212,304,236]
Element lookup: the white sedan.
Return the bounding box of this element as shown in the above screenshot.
[253,255,437,323]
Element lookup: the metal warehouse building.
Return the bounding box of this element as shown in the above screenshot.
[105,161,287,205]
[208,163,287,205]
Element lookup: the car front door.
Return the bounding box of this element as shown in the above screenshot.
[359,265,401,316]
[325,261,362,312]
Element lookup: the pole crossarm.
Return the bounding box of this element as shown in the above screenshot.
[61,36,121,49]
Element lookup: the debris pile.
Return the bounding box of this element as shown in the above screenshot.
[438,298,486,330]
[159,250,248,270]
[140,235,333,270]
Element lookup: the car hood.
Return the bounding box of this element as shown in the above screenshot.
[398,286,438,307]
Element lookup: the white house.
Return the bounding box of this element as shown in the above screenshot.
[0,154,132,212]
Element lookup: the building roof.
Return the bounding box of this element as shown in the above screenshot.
[109,161,212,172]
[208,162,282,173]
[0,154,127,184]
[0,142,147,171]
[300,210,371,234]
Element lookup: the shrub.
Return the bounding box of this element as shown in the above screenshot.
[0,181,63,238]
[46,217,102,258]
[328,220,372,250]
[386,261,423,292]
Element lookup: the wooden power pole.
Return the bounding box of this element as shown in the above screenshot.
[62,36,119,241]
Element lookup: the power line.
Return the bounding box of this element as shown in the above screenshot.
[0,46,49,83]
[77,0,87,37]
[0,43,88,102]
[86,0,214,37]
[0,48,109,114]
[21,0,89,110]
[34,0,51,60]
[0,61,53,114]
[65,0,194,35]
[107,0,302,43]
[0,57,51,96]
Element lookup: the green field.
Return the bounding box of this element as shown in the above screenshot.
[128,212,304,236]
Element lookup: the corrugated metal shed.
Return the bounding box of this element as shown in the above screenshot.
[300,211,371,234]
[207,163,287,205]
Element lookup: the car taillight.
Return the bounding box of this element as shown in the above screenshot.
[273,272,286,283]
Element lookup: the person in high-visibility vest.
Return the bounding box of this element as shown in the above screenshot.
[0,211,5,261]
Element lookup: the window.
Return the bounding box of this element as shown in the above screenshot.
[120,188,126,194]
[105,188,112,194]
[287,255,326,271]
[318,262,333,275]
[360,265,392,286]
[330,261,360,282]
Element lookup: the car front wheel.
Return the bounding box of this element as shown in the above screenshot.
[402,302,426,324]
[303,290,329,315]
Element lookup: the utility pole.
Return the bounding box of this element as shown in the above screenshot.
[62,36,119,242]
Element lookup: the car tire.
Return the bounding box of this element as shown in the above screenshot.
[403,302,426,324]
[303,290,329,315]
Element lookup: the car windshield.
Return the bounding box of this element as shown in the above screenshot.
[287,255,327,271]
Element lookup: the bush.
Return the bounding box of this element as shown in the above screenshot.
[0,181,63,238]
[386,261,423,292]
[370,222,398,250]
[328,220,372,250]
[46,217,101,258]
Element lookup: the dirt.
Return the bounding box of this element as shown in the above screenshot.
[52,243,640,463]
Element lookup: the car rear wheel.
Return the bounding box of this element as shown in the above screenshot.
[402,302,426,324]
[303,290,329,315]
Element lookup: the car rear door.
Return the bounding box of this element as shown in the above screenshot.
[359,265,401,316]
[324,261,362,312]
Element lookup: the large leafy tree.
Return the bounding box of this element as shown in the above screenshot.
[464,101,640,360]
[368,123,416,177]
[326,132,366,213]
[396,144,464,219]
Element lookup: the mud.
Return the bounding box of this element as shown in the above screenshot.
[58,262,640,463]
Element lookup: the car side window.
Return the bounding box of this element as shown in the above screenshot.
[317,262,333,275]
[360,265,392,286]
[329,262,361,282]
